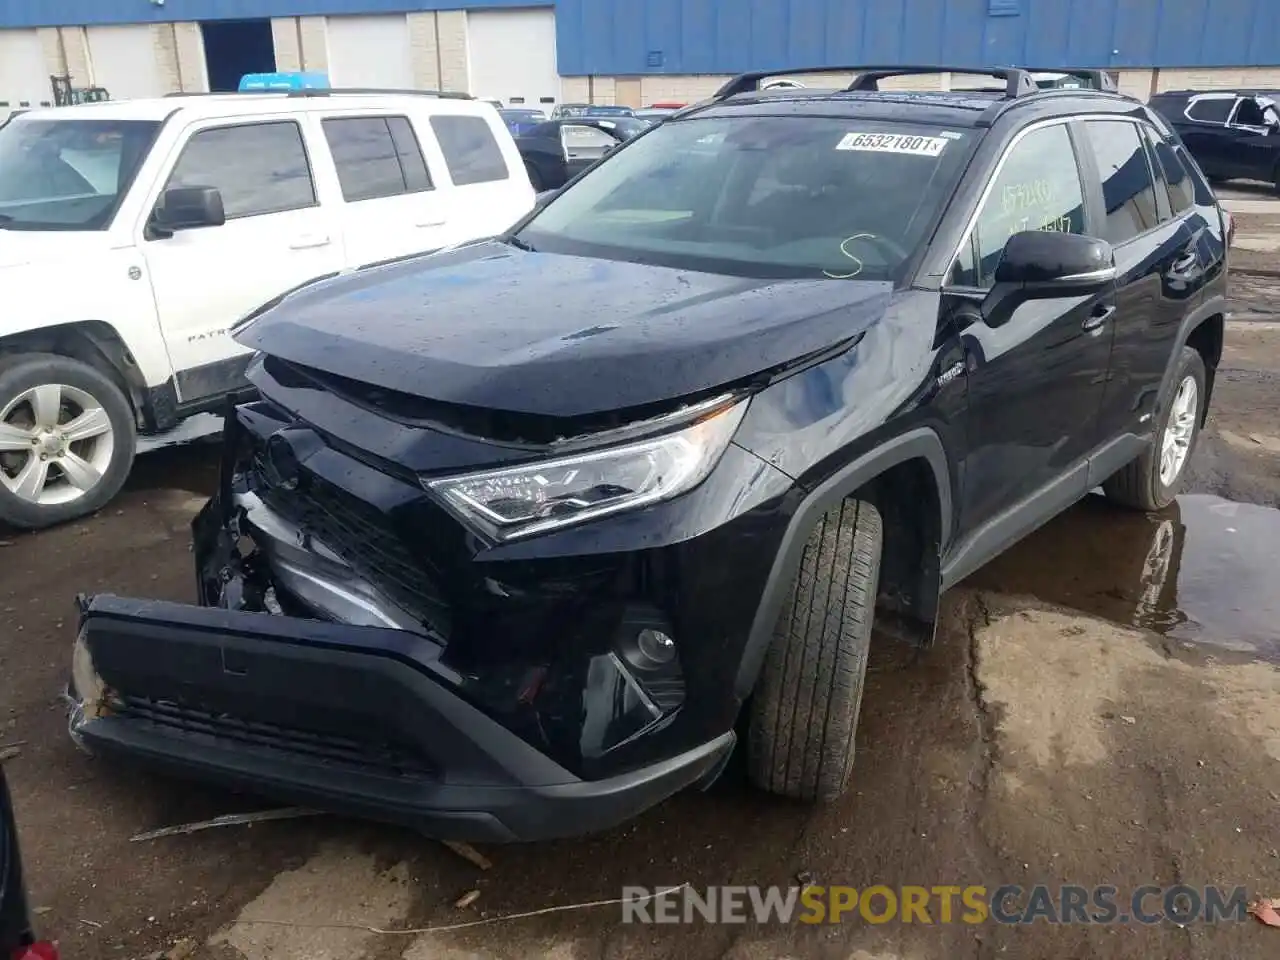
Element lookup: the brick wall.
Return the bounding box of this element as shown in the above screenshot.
[436,10,469,93]
[271,18,301,72]
[407,12,441,89]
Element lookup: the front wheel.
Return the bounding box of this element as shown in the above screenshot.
[1103,346,1205,511]
[0,353,137,530]
[747,499,882,802]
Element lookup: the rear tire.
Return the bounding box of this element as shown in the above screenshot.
[1103,346,1205,512]
[0,353,136,530]
[525,159,545,192]
[748,499,883,802]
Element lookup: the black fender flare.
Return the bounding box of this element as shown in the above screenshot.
[1155,292,1226,421]
[733,426,953,700]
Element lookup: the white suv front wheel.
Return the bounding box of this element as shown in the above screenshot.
[0,354,136,530]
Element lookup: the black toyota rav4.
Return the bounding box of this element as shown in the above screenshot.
[68,66,1228,842]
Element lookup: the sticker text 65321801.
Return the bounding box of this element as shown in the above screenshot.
[836,132,949,157]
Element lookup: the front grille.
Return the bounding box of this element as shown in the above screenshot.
[116,695,437,780]
[250,450,452,636]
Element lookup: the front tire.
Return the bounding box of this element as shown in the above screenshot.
[748,499,883,802]
[1103,346,1206,512]
[0,353,136,530]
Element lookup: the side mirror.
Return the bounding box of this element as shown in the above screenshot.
[534,188,560,209]
[152,186,225,235]
[982,230,1116,327]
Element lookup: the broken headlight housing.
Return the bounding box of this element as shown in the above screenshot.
[426,397,748,541]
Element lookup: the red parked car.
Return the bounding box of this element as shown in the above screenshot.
[1,763,56,960]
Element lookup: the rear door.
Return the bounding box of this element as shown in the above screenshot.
[1077,117,1198,441]
[140,116,345,402]
[312,112,451,269]
[429,111,535,243]
[1224,96,1280,182]
[1179,94,1240,179]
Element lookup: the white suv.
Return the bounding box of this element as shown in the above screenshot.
[0,88,535,529]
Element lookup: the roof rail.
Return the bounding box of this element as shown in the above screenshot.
[163,87,473,100]
[287,86,473,99]
[1018,67,1118,92]
[846,67,1038,98]
[712,65,1040,101]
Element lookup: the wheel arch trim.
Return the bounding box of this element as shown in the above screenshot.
[1162,293,1225,422]
[733,427,953,701]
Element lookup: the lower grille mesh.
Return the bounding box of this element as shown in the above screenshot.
[116,695,436,780]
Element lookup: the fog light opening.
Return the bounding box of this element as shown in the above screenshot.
[635,628,676,667]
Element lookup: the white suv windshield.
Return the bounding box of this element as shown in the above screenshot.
[0,117,159,230]
[517,115,972,280]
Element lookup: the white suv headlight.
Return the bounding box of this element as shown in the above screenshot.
[425,398,748,541]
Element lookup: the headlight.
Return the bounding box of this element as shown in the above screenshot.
[425,398,748,541]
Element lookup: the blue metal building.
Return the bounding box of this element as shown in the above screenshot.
[555,0,1280,75]
[2,0,1279,74]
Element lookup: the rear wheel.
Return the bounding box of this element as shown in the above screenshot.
[524,159,545,192]
[0,353,136,530]
[1103,346,1205,512]
[747,499,882,802]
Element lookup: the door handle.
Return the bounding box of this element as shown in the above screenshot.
[1082,304,1116,332]
[415,219,447,229]
[289,234,331,250]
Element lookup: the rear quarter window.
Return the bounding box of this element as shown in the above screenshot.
[430,114,509,186]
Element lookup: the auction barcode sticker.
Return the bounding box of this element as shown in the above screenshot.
[836,132,949,156]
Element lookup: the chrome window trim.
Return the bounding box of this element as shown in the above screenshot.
[1183,92,1241,126]
[944,115,1078,286]
[946,112,1176,287]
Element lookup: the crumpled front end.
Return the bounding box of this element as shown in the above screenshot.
[66,367,795,839]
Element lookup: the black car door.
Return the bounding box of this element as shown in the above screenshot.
[1225,96,1280,182]
[559,122,622,180]
[947,119,1116,541]
[0,763,33,957]
[1077,117,1200,444]
[1177,94,1239,180]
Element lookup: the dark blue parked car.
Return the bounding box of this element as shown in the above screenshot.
[499,108,548,137]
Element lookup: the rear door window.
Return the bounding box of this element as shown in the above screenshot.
[1143,126,1196,215]
[430,115,509,186]
[1186,96,1236,124]
[1081,119,1159,245]
[165,121,316,219]
[321,115,432,202]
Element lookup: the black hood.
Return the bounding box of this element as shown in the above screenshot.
[236,241,894,419]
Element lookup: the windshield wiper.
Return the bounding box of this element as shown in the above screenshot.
[0,214,13,228]
[507,235,537,253]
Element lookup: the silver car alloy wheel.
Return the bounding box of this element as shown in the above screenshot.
[1158,374,1198,488]
[0,383,115,506]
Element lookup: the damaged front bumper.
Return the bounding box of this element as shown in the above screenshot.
[65,402,743,842]
[68,592,733,842]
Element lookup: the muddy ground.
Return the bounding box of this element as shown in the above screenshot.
[4,315,1280,959]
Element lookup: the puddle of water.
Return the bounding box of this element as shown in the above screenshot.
[969,493,1280,663]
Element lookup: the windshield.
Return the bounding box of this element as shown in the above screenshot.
[516,115,973,280]
[0,117,159,230]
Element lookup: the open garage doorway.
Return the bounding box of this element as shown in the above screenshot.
[201,19,275,92]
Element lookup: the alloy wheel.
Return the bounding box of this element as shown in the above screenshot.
[0,383,115,506]
[1158,375,1198,488]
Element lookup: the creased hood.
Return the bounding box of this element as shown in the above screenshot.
[236,240,894,419]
